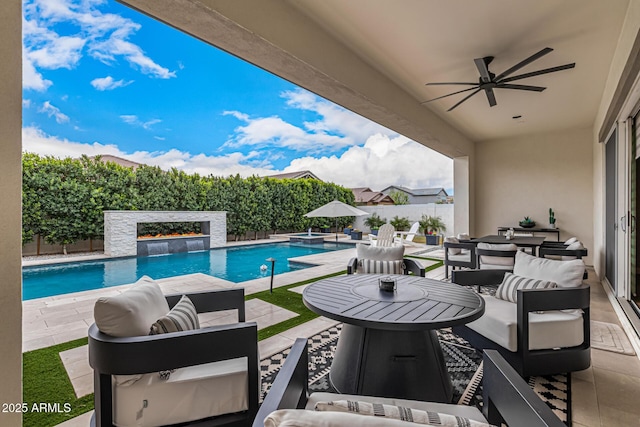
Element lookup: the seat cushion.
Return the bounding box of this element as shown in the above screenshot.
[466,296,584,352]
[265,410,432,427]
[357,243,404,261]
[94,276,170,338]
[513,251,585,288]
[307,393,486,422]
[113,357,249,427]
[495,273,556,303]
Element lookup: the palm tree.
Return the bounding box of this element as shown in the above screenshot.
[419,215,446,235]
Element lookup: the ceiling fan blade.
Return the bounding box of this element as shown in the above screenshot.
[496,83,546,92]
[425,82,478,86]
[421,87,479,104]
[499,63,576,83]
[493,47,553,81]
[447,88,482,112]
[485,88,497,107]
[474,57,492,83]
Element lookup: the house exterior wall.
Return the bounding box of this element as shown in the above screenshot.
[474,127,594,265]
[0,0,22,424]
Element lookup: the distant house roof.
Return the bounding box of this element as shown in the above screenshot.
[381,185,448,197]
[266,170,322,181]
[351,187,395,205]
[90,154,143,170]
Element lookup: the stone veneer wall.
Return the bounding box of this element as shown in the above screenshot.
[104,211,227,257]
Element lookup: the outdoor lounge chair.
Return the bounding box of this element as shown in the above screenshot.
[394,221,420,246]
[88,276,259,427]
[367,223,396,247]
[451,252,590,377]
[443,236,477,279]
[252,338,565,427]
[347,243,425,276]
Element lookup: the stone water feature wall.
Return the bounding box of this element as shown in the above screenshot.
[104,211,227,257]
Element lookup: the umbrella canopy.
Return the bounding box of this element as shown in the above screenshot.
[304,200,369,241]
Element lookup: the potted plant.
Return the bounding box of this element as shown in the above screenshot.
[548,208,556,229]
[519,216,536,228]
[320,224,331,233]
[344,225,353,235]
[350,229,363,240]
[390,215,411,231]
[419,215,446,245]
[364,213,386,235]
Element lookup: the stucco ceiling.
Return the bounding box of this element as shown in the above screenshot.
[287,0,630,142]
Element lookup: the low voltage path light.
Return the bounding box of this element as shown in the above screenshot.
[266,257,276,293]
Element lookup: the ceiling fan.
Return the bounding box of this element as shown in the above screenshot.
[422,47,575,111]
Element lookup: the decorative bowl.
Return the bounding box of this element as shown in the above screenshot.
[519,221,536,228]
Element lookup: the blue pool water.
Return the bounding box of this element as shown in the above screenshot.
[22,242,353,300]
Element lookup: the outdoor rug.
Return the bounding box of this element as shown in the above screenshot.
[260,324,570,425]
[590,320,636,355]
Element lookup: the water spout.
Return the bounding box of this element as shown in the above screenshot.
[147,242,169,256]
[186,240,205,252]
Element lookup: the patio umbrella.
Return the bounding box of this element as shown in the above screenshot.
[304,200,369,241]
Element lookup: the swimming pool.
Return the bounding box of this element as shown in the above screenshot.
[22,241,353,300]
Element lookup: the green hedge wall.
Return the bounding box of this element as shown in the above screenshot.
[22,153,355,247]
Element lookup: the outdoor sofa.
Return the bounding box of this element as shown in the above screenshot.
[451,251,590,377]
[252,337,565,427]
[88,276,259,427]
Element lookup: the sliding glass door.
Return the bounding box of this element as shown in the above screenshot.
[605,130,617,291]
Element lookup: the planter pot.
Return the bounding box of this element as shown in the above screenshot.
[371,229,379,236]
[549,223,556,229]
[425,234,439,245]
[344,228,352,235]
[351,231,363,240]
[321,228,331,233]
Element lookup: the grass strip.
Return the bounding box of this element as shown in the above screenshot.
[246,270,346,340]
[23,337,93,427]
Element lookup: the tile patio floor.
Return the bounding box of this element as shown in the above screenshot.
[21,240,640,426]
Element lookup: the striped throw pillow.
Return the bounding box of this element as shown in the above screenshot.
[315,400,492,427]
[150,294,200,334]
[360,259,404,274]
[495,272,557,303]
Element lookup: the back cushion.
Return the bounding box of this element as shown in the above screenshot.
[444,236,461,255]
[356,243,404,261]
[94,276,170,337]
[477,243,517,266]
[513,251,585,288]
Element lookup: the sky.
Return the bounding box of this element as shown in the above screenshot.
[22,0,453,193]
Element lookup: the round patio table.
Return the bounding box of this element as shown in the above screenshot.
[303,274,484,403]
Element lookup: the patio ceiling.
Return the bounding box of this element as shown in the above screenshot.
[287,0,629,142]
[118,0,630,153]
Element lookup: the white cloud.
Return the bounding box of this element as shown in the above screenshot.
[23,99,32,108]
[22,0,175,91]
[90,75,133,90]
[39,101,70,124]
[119,115,161,130]
[286,134,453,191]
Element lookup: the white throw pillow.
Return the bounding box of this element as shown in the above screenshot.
[150,294,200,335]
[564,237,578,245]
[264,409,429,427]
[495,273,557,303]
[457,233,471,241]
[94,276,170,337]
[444,236,461,255]
[513,251,584,288]
[356,243,404,261]
[566,241,584,250]
[360,259,404,274]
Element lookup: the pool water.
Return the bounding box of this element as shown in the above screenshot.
[22,242,353,300]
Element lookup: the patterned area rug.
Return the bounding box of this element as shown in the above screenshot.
[591,320,636,355]
[260,324,570,425]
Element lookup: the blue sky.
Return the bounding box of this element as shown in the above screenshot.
[22,0,453,192]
